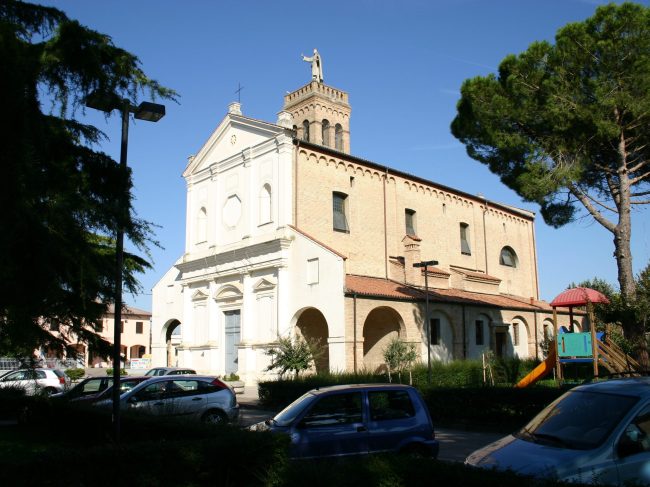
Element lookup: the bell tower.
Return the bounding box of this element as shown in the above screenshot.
[282,50,351,153]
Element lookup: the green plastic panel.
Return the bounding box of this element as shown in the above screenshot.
[557,332,593,357]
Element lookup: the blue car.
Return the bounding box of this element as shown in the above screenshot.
[466,377,650,485]
[250,383,438,459]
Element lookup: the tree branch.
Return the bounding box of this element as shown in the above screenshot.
[567,182,617,233]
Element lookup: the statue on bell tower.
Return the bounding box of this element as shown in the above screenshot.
[301,48,324,83]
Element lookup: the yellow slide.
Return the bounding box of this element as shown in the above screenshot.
[515,344,557,388]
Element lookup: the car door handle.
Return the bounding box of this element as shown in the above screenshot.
[357,425,367,432]
[154,402,164,406]
[192,397,202,401]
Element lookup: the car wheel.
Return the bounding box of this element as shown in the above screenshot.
[202,409,227,425]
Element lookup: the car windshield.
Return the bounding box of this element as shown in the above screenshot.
[516,389,639,450]
[144,369,159,377]
[273,392,318,427]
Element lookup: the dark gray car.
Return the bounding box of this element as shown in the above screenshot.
[250,383,438,459]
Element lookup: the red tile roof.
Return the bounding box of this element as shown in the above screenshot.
[345,274,563,312]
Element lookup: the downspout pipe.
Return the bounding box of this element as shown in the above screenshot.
[353,292,358,373]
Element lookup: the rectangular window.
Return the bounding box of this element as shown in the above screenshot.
[475,320,484,346]
[49,321,60,332]
[460,223,471,255]
[369,390,415,421]
[307,258,319,285]
[332,192,349,232]
[513,323,519,346]
[302,392,362,427]
[136,321,143,334]
[405,208,416,235]
[430,318,440,346]
[120,321,124,334]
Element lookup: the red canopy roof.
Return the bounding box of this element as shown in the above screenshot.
[550,287,610,308]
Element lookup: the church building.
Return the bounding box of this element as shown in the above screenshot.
[151,53,582,383]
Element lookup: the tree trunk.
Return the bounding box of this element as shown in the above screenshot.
[615,162,648,368]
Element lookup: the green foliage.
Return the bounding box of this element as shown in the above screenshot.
[422,385,568,431]
[105,368,127,376]
[0,1,176,358]
[222,372,240,381]
[64,368,85,381]
[265,336,323,379]
[382,337,417,383]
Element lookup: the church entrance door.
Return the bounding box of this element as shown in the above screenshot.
[224,310,241,374]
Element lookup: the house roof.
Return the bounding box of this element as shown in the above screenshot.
[344,274,572,313]
[106,304,151,317]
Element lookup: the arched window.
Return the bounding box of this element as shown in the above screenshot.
[335,123,343,150]
[259,184,271,224]
[302,120,310,142]
[322,119,330,147]
[500,246,517,267]
[196,207,207,243]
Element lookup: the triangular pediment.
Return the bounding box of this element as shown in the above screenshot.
[183,114,285,177]
[253,277,276,292]
[191,289,209,301]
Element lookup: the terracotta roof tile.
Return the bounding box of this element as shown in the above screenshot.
[345,275,549,311]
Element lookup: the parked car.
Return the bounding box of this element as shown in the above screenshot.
[95,375,238,424]
[0,368,70,395]
[249,384,439,459]
[51,376,112,402]
[92,376,152,402]
[466,377,650,486]
[144,367,197,377]
[52,376,152,404]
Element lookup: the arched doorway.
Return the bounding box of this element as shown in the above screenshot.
[71,343,86,366]
[165,320,182,367]
[362,307,405,372]
[130,344,146,360]
[295,308,329,374]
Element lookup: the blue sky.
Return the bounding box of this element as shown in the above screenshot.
[37,0,650,310]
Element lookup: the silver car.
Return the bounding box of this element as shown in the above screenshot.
[144,367,197,376]
[0,368,70,395]
[96,375,239,424]
[466,377,650,486]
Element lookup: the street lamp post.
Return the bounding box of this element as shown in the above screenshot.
[86,94,165,442]
[413,260,438,384]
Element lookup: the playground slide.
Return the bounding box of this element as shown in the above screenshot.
[515,346,557,388]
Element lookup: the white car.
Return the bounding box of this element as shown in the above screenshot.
[0,368,70,395]
[466,377,650,486]
[95,375,239,424]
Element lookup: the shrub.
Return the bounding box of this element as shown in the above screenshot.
[383,337,417,384]
[105,368,128,376]
[265,336,323,379]
[65,368,85,381]
[223,372,240,381]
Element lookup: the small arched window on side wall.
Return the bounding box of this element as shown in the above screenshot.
[196,207,207,244]
[322,119,330,147]
[500,246,517,268]
[335,123,343,150]
[302,120,310,142]
[259,184,272,225]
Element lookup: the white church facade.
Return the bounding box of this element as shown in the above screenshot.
[151,57,582,384]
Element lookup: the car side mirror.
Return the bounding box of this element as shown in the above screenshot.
[127,396,138,405]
